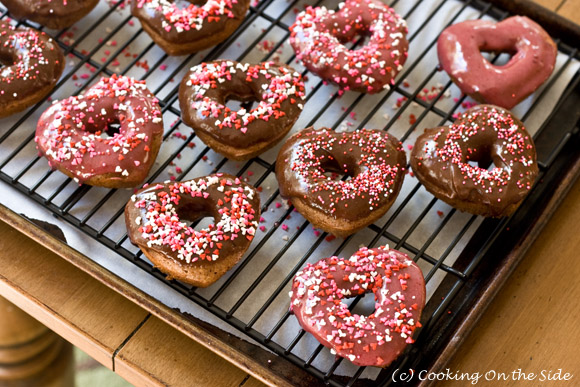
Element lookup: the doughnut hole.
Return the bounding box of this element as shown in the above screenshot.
[463,143,505,170]
[348,291,378,317]
[320,152,354,182]
[175,0,208,9]
[225,96,260,113]
[215,81,262,117]
[0,50,17,74]
[0,54,12,68]
[322,15,370,47]
[479,51,515,68]
[176,201,217,232]
[100,120,121,139]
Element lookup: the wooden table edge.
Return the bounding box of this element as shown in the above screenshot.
[0,204,284,387]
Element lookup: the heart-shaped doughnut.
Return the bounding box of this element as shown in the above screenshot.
[2,0,98,29]
[410,105,538,217]
[276,128,406,237]
[35,75,164,188]
[125,173,260,287]
[179,60,306,160]
[0,23,64,118]
[437,16,557,109]
[290,0,408,94]
[132,0,251,56]
[290,246,426,367]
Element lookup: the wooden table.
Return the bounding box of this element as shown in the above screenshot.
[0,1,578,386]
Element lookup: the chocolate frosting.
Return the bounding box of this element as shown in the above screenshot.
[1,0,98,27]
[276,128,406,222]
[290,0,408,94]
[179,60,305,150]
[35,75,164,187]
[437,16,557,109]
[125,173,260,265]
[132,0,250,45]
[0,22,64,112]
[290,246,425,367]
[410,105,538,217]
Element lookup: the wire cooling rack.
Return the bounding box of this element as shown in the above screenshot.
[0,0,579,385]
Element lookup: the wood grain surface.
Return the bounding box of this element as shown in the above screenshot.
[0,221,149,370]
[441,177,580,385]
[0,1,577,386]
[115,316,250,387]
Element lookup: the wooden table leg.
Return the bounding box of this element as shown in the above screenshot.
[0,296,74,387]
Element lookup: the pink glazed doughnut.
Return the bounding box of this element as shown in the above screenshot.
[289,0,408,94]
[35,75,164,188]
[437,16,557,109]
[290,246,426,367]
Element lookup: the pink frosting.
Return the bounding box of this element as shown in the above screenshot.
[437,16,557,109]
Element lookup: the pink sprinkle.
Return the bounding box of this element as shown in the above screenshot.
[275,202,282,208]
[160,64,168,71]
[259,225,266,232]
[281,224,289,231]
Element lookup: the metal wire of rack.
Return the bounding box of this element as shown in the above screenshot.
[0,0,579,385]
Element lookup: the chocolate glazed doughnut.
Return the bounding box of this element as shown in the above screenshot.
[2,0,99,30]
[131,0,251,56]
[290,0,408,94]
[410,105,538,217]
[179,60,306,160]
[290,246,425,367]
[0,23,64,118]
[276,128,406,237]
[437,16,557,109]
[35,75,164,188]
[125,173,260,287]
